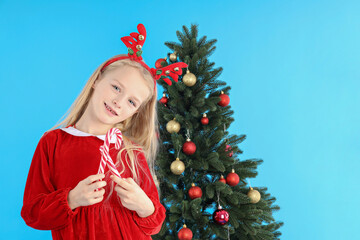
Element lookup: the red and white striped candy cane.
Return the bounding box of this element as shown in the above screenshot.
[95,128,123,191]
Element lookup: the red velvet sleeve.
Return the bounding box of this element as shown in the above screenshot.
[20,132,79,230]
[131,150,166,236]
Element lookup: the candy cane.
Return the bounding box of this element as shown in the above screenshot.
[95,128,123,191]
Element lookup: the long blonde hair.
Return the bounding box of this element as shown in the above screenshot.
[48,54,161,201]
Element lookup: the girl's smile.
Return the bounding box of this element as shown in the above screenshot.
[104,102,118,116]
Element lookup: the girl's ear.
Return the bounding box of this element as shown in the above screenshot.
[92,80,98,89]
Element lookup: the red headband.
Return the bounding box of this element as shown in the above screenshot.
[100,24,188,90]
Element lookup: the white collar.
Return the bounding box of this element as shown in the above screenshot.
[60,126,117,143]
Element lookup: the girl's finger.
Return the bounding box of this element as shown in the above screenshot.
[114,185,127,196]
[125,177,137,185]
[87,174,105,184]
[90,180,107,192]
[111,175,132,190]
[110,175,121,183]
[91,188,105,198]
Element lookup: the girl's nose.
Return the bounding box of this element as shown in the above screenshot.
[113,95,125,108]
[113,99,121,108]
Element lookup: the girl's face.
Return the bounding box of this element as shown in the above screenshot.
[88,65,151,129]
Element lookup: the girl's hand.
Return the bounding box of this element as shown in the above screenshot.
[67,174,107,210]
[110,175,155,218]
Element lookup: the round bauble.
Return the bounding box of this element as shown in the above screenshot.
[218,91,230,107]
[218,175,227,184]
[183,70,197,87]
[247,187,261,203]
[159,93,168,104]
[170,158,185,175]
[188,183,202,200]
[178,224,193,240]
[166,118,180,133]
[201,113,209,125]
[182,138,196,155]
[170,52,177,62]
[226,169,239,186]
[155,58,167,68]
[213,206,229,225]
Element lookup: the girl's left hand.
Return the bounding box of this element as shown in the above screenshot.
[110,175,155,218]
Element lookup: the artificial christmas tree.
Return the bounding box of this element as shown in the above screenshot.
[153,24,283,240]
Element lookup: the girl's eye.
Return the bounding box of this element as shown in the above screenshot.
[112,85,120,92]
[129,100,136,107]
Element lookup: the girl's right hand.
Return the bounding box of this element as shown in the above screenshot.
[67,174,107,210]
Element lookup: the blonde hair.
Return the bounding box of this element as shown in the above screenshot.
[48,54,161,203]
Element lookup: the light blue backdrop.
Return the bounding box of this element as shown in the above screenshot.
[1,0,359,239]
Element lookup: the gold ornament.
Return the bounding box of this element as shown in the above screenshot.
[170,52,177,62]
[170,157,185,175]
[183,70,197,87]
[138,35,144,41]
[166,118,181,133]
[136,45,142,50]
[174,67,179,71]
[165,70,170,75]
[247,187,261,203]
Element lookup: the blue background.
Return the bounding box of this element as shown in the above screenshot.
[1,0,359,239]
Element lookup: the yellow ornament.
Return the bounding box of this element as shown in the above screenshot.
[247,187,261,203]
[183,70,197,87]
[170,52,177,62]
[166,118,180,133]
[170,158,185,175]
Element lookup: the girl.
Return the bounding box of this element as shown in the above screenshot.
[20,24,187,239]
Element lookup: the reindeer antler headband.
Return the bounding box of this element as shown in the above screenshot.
[100,24,188,90]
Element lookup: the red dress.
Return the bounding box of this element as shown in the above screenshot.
[20,126,166,239]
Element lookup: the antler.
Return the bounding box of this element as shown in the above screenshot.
[121,24,147,60]
[151,62,188,86]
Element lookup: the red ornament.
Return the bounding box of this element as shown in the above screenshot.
[218,91,230,107]
[155,58,167,68]
[178,224,193,240]
[226,169,240,186]
[188,183,202,199]
[225,144,233,157]
[159,93,168,104]
[182,138,196,155]
[218,175,227,184]
[213,205,229,225]
[201,113,209,125]
[156,131,160,139]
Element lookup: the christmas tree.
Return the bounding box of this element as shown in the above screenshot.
[153,24,283,240]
